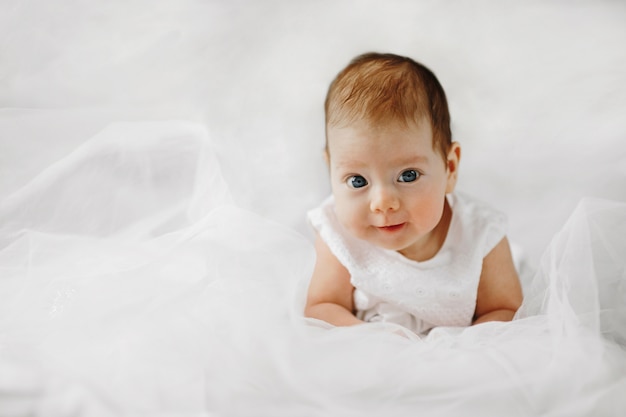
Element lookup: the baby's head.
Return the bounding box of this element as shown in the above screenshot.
[324,52,452,164]
[323,53,460,259]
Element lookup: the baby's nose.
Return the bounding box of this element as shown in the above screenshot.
[369,186,400,213]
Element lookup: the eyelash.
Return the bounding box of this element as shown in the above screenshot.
[398,169,420,183]
[345,170,421,189]
[347,175,368,189]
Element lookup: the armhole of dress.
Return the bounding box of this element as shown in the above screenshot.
[308,203,353,272]
[482,210,507,257]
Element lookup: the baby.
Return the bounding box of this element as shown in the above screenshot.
[305,52,522,334]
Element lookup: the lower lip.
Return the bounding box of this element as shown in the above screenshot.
[378,223,406,233]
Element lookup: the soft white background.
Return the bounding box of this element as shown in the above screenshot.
[1,0,625,265]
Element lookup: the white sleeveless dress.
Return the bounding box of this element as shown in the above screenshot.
[308,192,507,334]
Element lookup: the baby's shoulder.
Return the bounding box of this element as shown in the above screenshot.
[449,192,507,256]
[307,195,336,233]
[450,192,506,227]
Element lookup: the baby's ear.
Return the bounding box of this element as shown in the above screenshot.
[447,142,461,172]
[323,148,330,166]
[445,142,461,193]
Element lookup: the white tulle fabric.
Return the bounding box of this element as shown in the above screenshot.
[1,121,625,417]
[308,193,506,334]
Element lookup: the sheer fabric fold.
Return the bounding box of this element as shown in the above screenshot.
[1,122,624,417]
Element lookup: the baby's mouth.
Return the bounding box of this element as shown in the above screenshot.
[377,223,406,232]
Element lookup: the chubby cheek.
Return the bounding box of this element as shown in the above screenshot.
[408,195,445,228]
[333,195,368,238]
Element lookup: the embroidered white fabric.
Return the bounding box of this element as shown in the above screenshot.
[308,193,507,334]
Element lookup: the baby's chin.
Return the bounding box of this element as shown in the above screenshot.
[371,240,407,252]
[350,228,410,252]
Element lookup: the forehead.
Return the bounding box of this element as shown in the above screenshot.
[327,119,435,160]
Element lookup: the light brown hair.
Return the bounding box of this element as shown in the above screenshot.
[325,52,452,161]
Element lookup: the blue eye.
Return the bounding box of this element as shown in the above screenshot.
[398,170,419,183]
[347,175,368,189]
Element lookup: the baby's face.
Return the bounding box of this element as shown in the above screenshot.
[326,119,457,261]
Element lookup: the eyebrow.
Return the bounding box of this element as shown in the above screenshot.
[393,155,430,166]
[334,154,430,170]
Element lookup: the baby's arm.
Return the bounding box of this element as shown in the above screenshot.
[473,237,523,324]
[304,233,363,326]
